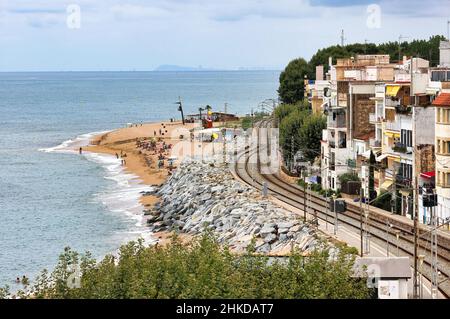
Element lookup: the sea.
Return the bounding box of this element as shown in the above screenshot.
[0,71,280,289]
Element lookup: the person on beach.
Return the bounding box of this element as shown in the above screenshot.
[115,153,119,159]
[159,128,162,135]
[15,277,20,284]
[79,147,82,154]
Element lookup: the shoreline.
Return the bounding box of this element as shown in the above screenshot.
[82,120,197,246]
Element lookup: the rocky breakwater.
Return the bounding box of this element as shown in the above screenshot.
[144,160,323,255]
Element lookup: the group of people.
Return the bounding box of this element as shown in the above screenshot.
[115,150,127,165]
[153,123,169,137]
[15,275,29,285]
[135,136,173,171]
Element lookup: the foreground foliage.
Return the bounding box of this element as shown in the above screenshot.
[3,234,373,299]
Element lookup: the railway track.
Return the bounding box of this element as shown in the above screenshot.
[232,119,450,298]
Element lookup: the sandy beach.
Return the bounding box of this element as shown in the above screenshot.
[83,120,197,245]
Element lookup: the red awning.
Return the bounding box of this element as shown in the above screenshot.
[420,171,435,179]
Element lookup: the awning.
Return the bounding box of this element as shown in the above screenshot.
[384,131,400,137]
[376,153,389,162]
[381,180,393,190]
[420,171,435,179]
[386,85,401,97]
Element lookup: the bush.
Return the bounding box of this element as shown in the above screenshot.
[6,234,373,299]
[338,173,360,185]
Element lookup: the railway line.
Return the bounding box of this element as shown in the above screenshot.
[232,119,450,298]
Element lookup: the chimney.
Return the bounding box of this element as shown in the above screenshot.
[316,65,324,81]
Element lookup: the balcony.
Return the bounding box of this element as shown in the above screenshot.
[369,113,383,124]
[385,121,400,132]
[328,117,346,128]
[395,105,412,115]
[369,138,381,148]
[396,174,412,188]
[393,142,407,154]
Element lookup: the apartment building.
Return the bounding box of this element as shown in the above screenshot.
[321,55,395,191]
[430,40,450,224]
[371,58,436,219]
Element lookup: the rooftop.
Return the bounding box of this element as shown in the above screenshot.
[432,92,450,107]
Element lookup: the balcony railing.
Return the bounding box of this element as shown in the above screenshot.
[393,142,407,153]
[369,113,383,123]
[396,174,412,188]
[369,138,381,147]
[395,105,412,114]
[385,121,400,131]
[328,118,346,128]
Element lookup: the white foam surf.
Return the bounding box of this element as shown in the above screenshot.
[38,130,111,154]
[40,131,157,247]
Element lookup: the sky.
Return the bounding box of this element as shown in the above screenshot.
[0,0,449,71]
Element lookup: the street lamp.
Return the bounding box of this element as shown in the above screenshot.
[175,97,185,125]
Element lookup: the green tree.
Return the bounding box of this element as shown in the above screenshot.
[299,114,326,163]
[279,108,309,165]
[278,58,312,104]
[6,233,373,299]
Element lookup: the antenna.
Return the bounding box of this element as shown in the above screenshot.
[340,29,346,46]
[447,19,450,41]
[398,34,410,62]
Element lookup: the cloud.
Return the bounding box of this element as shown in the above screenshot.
[309,0,379,6]
[110,4,173,21]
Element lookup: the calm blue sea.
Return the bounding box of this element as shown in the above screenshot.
[0,71,280,288]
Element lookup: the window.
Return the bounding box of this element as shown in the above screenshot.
[400,129,412,147]
[437,108,450,124]
[437,139,450,155]
[399,163,412,179]
[431,70,447,82]
[438,171,450,187]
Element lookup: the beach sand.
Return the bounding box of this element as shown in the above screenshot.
[83,120,197,245]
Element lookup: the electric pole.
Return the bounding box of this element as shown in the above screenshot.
[447,20,450,41]
[431,197,439,299]
[360,185,364,257]
[340,29,345,46]
[291,136,295,173]
[413,175,419,298]
[398,35,409,62]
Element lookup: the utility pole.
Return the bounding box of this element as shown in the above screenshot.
[447,20,450,41]
[431,199,439,299]
[303,180,307,222]
[223,102,228,127]
[360,186,364,257]
[222,128,227,165]
[290,136,295,173]
[340,29,345,46]
[413,175,419,299]
[333,194,338,235]
[398,35,409,62]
